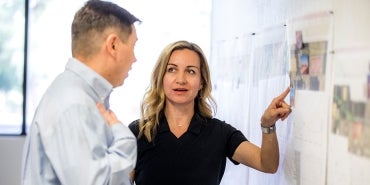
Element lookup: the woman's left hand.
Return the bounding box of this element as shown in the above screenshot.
[260,87,292,127]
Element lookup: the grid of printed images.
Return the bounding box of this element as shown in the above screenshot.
[290,30,328,93]
[332,65,370,159]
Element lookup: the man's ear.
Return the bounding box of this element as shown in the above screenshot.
[106,34,119,56]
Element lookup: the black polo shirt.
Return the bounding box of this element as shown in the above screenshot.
[129,114,248,185]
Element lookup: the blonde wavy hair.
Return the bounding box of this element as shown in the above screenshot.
[138,40,216,142]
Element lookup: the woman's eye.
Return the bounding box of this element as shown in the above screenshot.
[167,67,175,72]
[188,69,196,74]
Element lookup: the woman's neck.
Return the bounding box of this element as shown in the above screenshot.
[164,103,194,127]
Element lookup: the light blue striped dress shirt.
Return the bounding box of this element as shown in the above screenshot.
[22,58,137,185]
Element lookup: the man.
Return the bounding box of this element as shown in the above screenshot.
[22,0,141,184]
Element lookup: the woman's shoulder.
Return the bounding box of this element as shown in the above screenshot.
[206,117,238,130]
[128,119,140,136]
[207,117,226,125]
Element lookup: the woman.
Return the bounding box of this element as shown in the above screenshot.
[99,40,292,185]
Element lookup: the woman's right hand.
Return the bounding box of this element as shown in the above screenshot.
[96,103,121,127]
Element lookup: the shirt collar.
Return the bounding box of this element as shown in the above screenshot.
[65,58,113,103]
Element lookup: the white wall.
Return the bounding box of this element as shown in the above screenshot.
[0,136,25,185]
[211,0,370,185]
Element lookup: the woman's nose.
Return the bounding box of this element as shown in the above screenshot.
[176,73,186,85]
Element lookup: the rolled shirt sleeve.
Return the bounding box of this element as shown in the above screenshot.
[22,104,137,185]
[108,123,137,184]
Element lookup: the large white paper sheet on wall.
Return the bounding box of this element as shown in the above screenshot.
[246,24,292,185]
[327,1,370,184]
[328,49,370,185]
[282,90,328,185]
[211,34,254,185]
[283,10,333,185]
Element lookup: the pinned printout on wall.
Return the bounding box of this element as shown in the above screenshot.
[282,10,334,185]
[212,34,254,185]
[288,11,332,93]
[247,22,291,185]
[328,47,370,185]
[213,19,292,185]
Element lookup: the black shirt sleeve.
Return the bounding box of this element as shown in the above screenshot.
[223,122,248,165]
[128,119,140,137]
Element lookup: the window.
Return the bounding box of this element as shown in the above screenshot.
[0,0,25,135]
[0,0,211,135]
